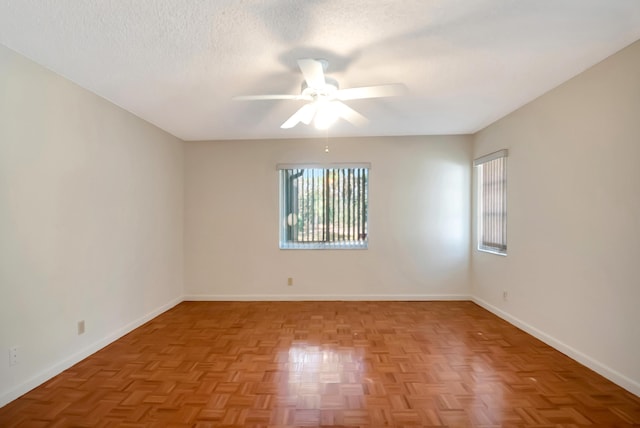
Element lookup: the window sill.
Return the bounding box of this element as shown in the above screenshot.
[477,247,507,256]
[280,241,368,250]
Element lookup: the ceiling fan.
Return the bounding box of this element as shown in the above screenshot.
[233,58,405,130]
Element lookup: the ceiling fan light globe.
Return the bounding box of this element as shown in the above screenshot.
[314,105,339,129]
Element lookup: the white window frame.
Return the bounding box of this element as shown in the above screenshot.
[474,150,508,256]
[277,163,370,250]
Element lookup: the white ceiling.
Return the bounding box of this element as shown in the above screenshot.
[1,1,640,141]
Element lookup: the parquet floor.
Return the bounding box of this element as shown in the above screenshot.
[1,301,639,427]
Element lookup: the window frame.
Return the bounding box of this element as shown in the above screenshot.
[277,163,370,250]
[474,150,508,256]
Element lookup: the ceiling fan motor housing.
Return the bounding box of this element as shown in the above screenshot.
[301,77,339,100]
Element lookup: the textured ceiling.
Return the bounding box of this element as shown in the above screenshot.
[1,1,640,141]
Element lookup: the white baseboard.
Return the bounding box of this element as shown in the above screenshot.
[472,296,640,397]
[0,296,182,408]
[183,294,471,301]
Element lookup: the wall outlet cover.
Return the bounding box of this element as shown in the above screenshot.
[9,346,19,366]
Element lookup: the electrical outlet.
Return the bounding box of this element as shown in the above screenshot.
[77,320,85,335]
[503,291,509,301]
[9,346,19,366]
[287,277,293,286]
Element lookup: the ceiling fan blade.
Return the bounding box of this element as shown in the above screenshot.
[299,103,317,125]
[233,94,309,101]
[281,103,317,129]
[336,83,406,101]
[332,101,368,126]
[297,58,325,89]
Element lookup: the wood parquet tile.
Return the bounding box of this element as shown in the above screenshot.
[1,301,639,427]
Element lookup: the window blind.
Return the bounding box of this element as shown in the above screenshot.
[279,165,369,249]
[475,150,507,255]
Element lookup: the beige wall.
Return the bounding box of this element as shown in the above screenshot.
[0,45,184,405]
[184,136,472,300]
[471,40,640,395]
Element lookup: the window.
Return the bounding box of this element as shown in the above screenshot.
[278,164,369,249]
[474,150,508,255]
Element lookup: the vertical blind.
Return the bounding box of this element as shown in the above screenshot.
[279,165,369,249]
[474,150,507,254]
